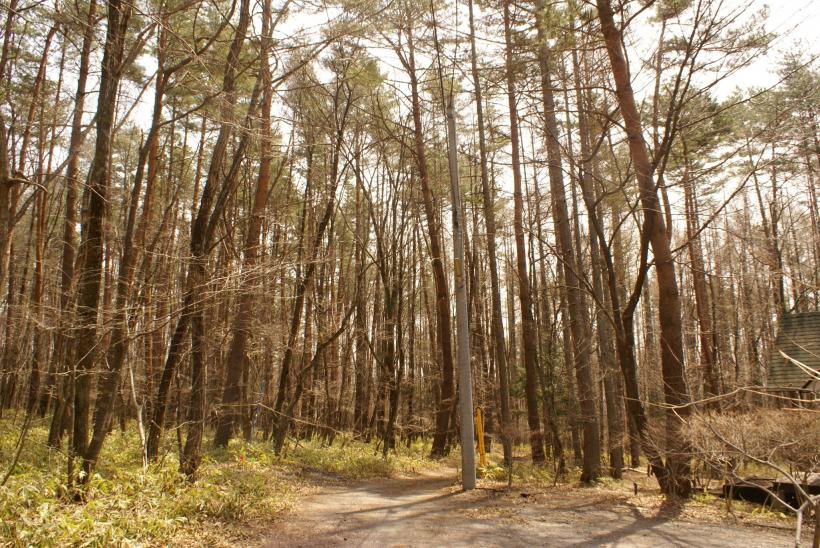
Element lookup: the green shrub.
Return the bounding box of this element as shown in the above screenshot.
[0,419,440,546]
[280,435,434,479]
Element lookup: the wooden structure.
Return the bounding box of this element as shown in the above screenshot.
[768,311,820,398]
[773,474,820,507]
[723,475,820,508]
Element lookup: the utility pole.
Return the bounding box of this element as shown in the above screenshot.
[446,96,476,490]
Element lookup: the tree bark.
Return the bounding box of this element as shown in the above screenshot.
[47,0,97,448]
[570,41,625,478]
[402,14,455,459]
[682,141,719,400]
[72,0,132,470]
[503,0,544,464]
[596,0,692,496]
[533,0,598,478]
[468,0,513,468]
[147,0,252,466]
[213,0,279,448]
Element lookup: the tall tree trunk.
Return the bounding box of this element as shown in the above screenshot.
[570,41,625,478]
[83,16,172,473]
[682,141,719,400]
[0,0,21,297]
[503,0,544,464]
[468,0,513,467]
[72,0,132,472]
[596,0,692,497]
[213,0,279,447]
[25,189,46,416]
[48,0,97,448]
[270,85,350,454]
[533,0,598,479]
[353,157,370,433]
[402,14,455,459]
[147,0,252,465]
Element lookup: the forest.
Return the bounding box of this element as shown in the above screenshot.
[0,0,818,544]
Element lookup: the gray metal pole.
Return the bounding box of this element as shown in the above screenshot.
[446,97,476,490]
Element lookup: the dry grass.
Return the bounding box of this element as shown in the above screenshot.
[0,417,439,547]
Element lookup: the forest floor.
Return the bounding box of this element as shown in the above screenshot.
[265,466,798,547]
[0,417,430,546]
[0,417,805,546]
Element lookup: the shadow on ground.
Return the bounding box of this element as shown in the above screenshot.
[264,469,792,547]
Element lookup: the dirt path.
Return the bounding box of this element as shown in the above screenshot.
[264,469,793,547]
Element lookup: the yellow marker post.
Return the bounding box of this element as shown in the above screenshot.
[475,407,487,468]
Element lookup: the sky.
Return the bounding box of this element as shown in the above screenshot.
[121,0,820,134]
[118,0,820,199]
[688,0,819,96]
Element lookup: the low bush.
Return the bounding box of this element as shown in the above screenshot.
[0,418,438,546]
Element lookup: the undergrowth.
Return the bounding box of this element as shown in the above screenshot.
[472,443,578,487]
[279,435,435,479]
[0,416,437,546]
[6,415,793,546]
